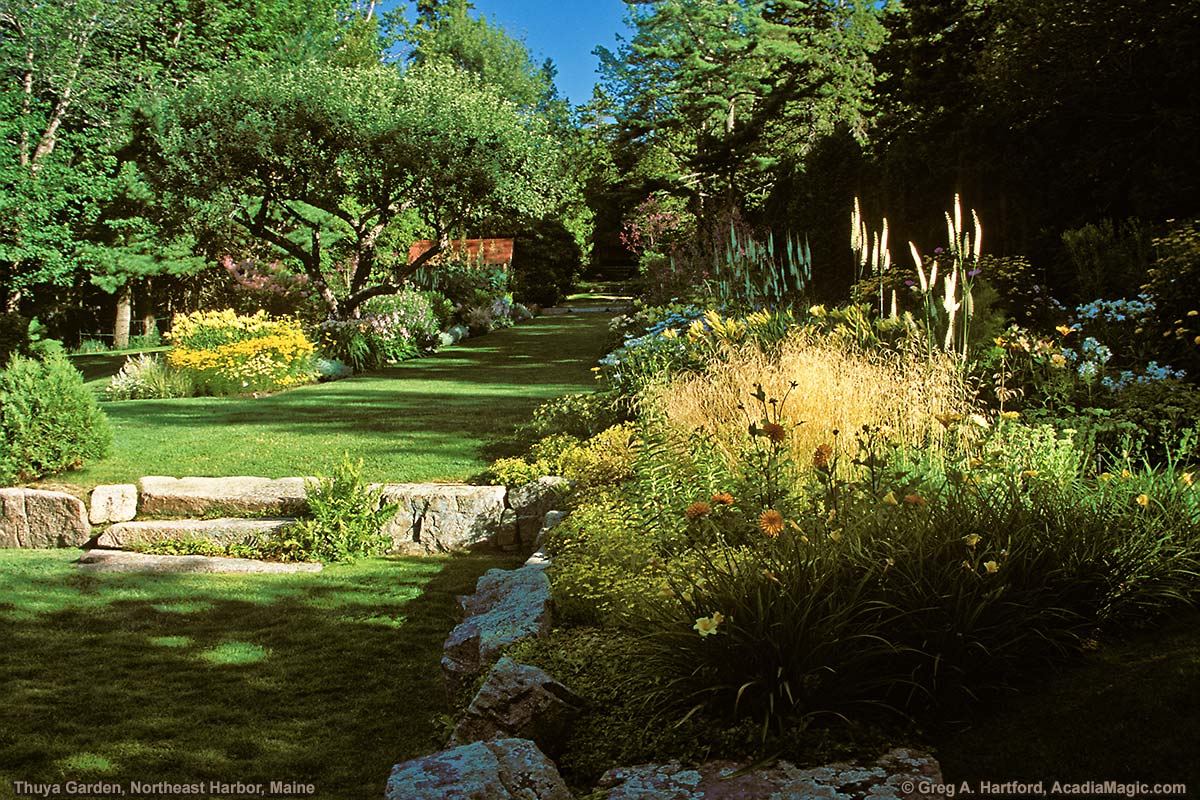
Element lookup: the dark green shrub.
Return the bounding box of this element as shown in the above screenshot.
[511,218,584,307]
[1141,218,1200,377]
[0,353,112,484]
[0,312,30,366]
[1062,218,1153,302]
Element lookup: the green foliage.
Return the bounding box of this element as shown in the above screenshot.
[707,224,812,312]
[544,495,664,627]
[148,61,566,321]
[262,457,397,564]
[0,313,30,366]
[626,418,1200,737]
[523,392,627,441]
[317,288,445,372]
[489,424,637,492]
[1062,218,1153,302]
[105,353,195,400]
[397,0,554,110]
[597,0,883,205]
[135,538,261,560]
[1142,218,1200,376]
[0,353,112,484]
[510,218,584,307]
[411,261,508,312]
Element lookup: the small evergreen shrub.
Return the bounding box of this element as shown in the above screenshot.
[0,353,112,484]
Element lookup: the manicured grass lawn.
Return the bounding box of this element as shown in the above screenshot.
[0,549,523,798]
[65,313,613,488]
[933,612,1200,791]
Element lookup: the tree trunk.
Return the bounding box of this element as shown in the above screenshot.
[141,279,156,340]
[114,284,132,349]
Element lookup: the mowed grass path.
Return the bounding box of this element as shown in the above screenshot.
[69,313,613,488]
[0,550,523,798]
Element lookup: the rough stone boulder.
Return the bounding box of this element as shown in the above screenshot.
[449,657,585,756]
[96,518,294,549]
[0,488,90,548]
[76,549,322,574]
[596,747,943,800]
[386,738,571,800]
[508,477,570,548]
[137,476,310,517]
[442,563,552,701]
[89,484,138,524]
[377,484,509,555]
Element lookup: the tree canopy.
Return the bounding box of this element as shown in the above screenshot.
[145,61,567,319]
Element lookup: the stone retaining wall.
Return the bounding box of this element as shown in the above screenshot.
[1,476,570,555]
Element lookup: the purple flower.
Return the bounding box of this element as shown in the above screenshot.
[934,247,945,255]
[967,268,982,278]
[904,280,916,287]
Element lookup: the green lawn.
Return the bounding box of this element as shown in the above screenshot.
[65,313,613,488]
[0,549,523,798]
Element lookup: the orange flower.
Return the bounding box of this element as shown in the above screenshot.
[813,444,833,470]
[758,509,785,537]
[685,502,712,519]
[760,421,787,443]
[711,491,735,506]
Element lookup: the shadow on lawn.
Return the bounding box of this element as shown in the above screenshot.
[0,552,521,799]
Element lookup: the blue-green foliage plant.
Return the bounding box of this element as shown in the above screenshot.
[699,223,812,312]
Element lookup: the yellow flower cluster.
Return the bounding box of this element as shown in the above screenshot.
[167,310,316,394]
[169,309,280,347]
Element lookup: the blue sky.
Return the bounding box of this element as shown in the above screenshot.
[388,1,633,106]
[463,1,631,105]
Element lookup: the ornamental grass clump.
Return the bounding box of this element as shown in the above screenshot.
[167,309,316,395]
[106,353,195,400]
[653,327,974,480]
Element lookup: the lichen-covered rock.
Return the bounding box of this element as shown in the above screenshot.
[377,484,509,555]
[596,748,943,800]
[89,484,138,524]
[449,658,584,756]
[385,738,571,800]
[137,476,309,517]
[508,477,571,548]
[442,564,552,701]
[96,518,294,549]
[0,488,90,548]
[529,509,568,557]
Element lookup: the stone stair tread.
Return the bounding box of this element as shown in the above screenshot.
[96,517,295,549]
[76,548,321,574]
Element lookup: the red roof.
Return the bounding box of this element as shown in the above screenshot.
[407,238,514,266]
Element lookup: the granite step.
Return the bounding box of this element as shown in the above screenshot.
[76,548,321,574]
[96,517,295,549]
